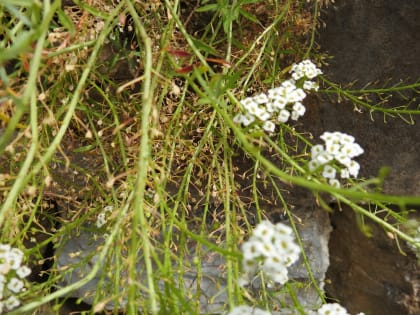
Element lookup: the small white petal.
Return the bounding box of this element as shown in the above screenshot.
[322,165,337,179]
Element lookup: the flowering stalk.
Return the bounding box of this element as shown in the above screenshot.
[239,220,300,288]
[234,60,322,132]
[309,131,364,187]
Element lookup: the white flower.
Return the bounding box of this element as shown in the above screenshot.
[291,101,306,121]
[347,160,360,177]
[16,266,31,279]
[292,102,306,116]
[96,213,107,228]
[291,110,300,121]
[315,151,334,164]
[7,277,24,293]
[253,93,269,104]
[288,88,306,103]
[245,101,260,116]
[335,153,352,167]
[263,257,289,285]
[340,143,364,158]
[252,220,276,241]
[311,145,324,158]
[0,262,11,275]
[240,97,256,110]
[234,113,255,127]
[227,305,272,315]
[0,245,11,258]
[322,165,336,179]
[303,80,319,91]
[310,131,364,184]
[245,113,257,126]
[242,242,261,261]
[272,97,288,110]
[308,159,321,171]
[290,60,322,80]
[273,222,294,236]
[281,79,297,93]
[320,131,340,143]
[325,142,341,156]
[263,120,276,132]
[329,178,341,188]
[241,221,300,286]
[317,303,349,315]
[235,60,321,132]
[4,295,20,310]
[267,87,280,99]
[256,109,271,121]
[5,248,23,270]
[340,168,350,179]
[338,133,355,144]
[277,109,290,123]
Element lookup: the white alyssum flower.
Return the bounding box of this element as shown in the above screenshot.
[315,303,365,315]
[16,266,31,279]
[239,220,300,287]
[234,60,322,132]
[96,205,114,228]
[303,80,319,91]
[317,303,349,315]
[7,278,24,294]
[227,305,272,315]
[0,244,31,313]
[310,131,364,186]
[4,295,20,311]
[263,121,275,132]
[290,59,323,80]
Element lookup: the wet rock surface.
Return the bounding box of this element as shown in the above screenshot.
[315,0,420,314]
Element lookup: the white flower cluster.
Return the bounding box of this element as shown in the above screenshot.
[96,205,114,228]
[227,305,271,315]
[228,302,365,315]
[309,303,365,315]
[290,59,323,80]
[239,220,300,287]
[233,60,322,132]
[0,244,31,313]
[309,131,364,187]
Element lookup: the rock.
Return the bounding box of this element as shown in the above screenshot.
[55,206,331,314]
[313,1,420,314]
[326,205,420,315]
[313,0,420,196]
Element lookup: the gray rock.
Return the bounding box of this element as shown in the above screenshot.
[56,207,331,313]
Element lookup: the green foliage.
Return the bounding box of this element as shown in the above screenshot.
[197,0,260,35]
[0,0,419,314]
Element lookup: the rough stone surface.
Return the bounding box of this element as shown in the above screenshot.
[326,205,420,315]
[56,206,331,314]
[313,1,420,314]
[314,0,420,196]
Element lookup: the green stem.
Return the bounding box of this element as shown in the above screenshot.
[123,0,158,313]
